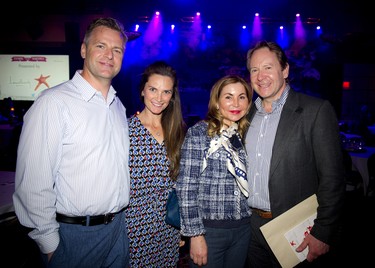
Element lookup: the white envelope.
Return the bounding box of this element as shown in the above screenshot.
[260,194,318,268]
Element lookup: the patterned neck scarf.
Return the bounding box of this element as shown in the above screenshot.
[202,123,249,197]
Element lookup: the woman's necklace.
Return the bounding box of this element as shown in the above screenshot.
[151,124,162,137]
[138,113,162,138]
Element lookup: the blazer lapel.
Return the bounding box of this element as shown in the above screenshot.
[269,90,303,177]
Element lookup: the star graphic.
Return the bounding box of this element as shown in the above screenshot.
[34,74,51,91]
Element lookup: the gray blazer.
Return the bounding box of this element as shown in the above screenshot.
[246,88,346,244]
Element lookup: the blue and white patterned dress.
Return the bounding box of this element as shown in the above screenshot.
[125,115,180,267]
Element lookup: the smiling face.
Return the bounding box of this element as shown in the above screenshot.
[218,82,251,126]
[248,47,289,108]
[141,74,173,115]
[81,26,126,81]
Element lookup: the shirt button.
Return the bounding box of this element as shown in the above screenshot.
[234,190,239,196]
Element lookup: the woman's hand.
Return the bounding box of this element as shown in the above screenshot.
[190,235,208,266]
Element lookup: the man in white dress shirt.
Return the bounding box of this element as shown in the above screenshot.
[13,17,131,267]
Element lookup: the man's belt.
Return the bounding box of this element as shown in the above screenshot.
[251,208,273,219]
[56,211,121,226]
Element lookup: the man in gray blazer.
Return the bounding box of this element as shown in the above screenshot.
[244,41,345,267]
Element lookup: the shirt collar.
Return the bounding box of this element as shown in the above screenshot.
[72,70,117,103]
[254,84,290,113]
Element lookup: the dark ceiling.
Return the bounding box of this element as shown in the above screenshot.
[4,0,375,64]
[8,0,374,38]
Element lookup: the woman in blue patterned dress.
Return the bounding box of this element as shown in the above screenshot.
[125,61,186,267]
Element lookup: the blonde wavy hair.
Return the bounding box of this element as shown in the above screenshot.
[206,75,253,140]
